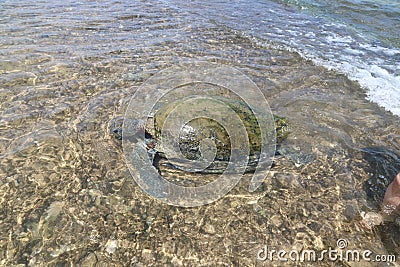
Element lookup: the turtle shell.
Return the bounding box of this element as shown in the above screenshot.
[149,95,288,172]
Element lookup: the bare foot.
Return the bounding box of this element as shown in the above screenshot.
[382,172,400,219]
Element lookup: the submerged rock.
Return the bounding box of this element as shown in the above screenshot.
[362,146,400,204]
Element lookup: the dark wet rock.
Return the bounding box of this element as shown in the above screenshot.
[361,146,400,259]
[362,147,400,204]
[377,223,400,257]
[343,204,359,222]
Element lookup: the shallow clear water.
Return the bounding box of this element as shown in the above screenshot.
[281,0,400,47]
[1,0,400,265]
[168,0,400,116]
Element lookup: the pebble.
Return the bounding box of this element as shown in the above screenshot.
[204,223,216,235]
[274,173,302,190]
[270,215,283,227]
[105,239,118,254]
[343,204,358,222]
[360,211,383,229]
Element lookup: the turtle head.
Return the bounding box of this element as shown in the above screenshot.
[109,116,148,141]
[109,116,124,140]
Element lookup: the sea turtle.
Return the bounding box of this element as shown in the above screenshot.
[110,95,290,174]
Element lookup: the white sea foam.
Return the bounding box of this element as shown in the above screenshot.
[298,35,400,116]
